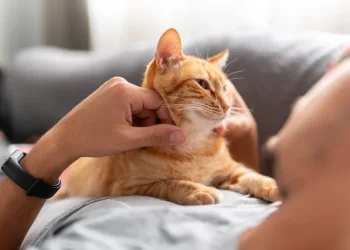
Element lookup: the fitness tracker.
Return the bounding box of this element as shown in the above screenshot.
[1,150,61,199]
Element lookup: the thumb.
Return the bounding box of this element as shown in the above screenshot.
[130,125,186,148]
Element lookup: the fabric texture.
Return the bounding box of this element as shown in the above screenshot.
[24,191,280,250]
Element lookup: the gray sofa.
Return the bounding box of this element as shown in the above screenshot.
[0,30,349,249]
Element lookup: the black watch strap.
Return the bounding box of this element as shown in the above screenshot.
[1,150,61,199]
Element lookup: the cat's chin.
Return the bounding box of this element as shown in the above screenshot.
[185,111,226,131]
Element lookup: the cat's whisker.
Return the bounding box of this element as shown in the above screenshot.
[206,48,211,60]
[162,100,251,115]
[166,96,205,102]
[229,112,241,117]
[162,103,208,109]
[164,103,207,109]
[226,70,245,77]
[230,108,246,113]
[229,77,245,81]
[194,43,204,60]
[194,44,200,59]
[229,107,253,114]
[164,96,242,114]
[223,58,238,72]
[166,97,217,110]
[230,107,247,111]
[167,105,221,115]
[167,96,194,100]
[229,110,244,115]
[174,108,203,112]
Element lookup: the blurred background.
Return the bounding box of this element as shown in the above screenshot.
[0,0,350,67]
[1,0,350,174]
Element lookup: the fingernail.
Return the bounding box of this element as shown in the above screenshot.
[169,131,185,144]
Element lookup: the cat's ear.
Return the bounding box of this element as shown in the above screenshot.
[155,28,184,70]
[207,49,229,69]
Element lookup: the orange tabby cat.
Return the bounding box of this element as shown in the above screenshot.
[56,28,279,204]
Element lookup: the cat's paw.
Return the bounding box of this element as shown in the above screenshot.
[255,177,280,202]
[259,185,280,202]
[182,187,222,205]
[224,174,281,202]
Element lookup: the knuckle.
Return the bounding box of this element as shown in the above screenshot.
[110,76,127,83]
[107,78,130,95]
[106,77,128,88]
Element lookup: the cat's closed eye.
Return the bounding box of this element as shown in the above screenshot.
[195,79,209,90]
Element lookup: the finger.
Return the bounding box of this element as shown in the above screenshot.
[156,107,174,125]
[129,86,165,114]
[129,125,186,148]
[215,125,226,136]
[225,117,250,138]
[228,82,250,112]
[136,109,157,126]
[136,109,156,119]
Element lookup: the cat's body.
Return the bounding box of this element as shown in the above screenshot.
[57,29,279,204]
[67,133,234,204]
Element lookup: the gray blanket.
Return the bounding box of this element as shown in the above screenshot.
[26,191,280,250]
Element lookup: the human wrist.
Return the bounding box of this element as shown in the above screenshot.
[20,128,77,184]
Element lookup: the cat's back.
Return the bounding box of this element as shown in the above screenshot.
[66,133,236,196]
[66,154,130,196]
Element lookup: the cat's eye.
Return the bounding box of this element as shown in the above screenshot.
[223,85,227,92]
[196,79,209,90]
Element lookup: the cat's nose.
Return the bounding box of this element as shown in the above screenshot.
[222,103,230,113]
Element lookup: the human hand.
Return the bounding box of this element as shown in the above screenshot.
[215,83,255,138]
[56,77,186,158]
[20,77,186,182]
[215,83,259,171]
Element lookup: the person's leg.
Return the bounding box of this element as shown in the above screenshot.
[240,56,350,250]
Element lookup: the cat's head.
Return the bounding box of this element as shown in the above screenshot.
[143,28,234,130]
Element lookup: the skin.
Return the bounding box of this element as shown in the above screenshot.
[240,59,350,250]
[0,77,188,250]
[218,83,259,172]
[0,76,254,249]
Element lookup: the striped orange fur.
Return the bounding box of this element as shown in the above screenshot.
[55,29,279,204]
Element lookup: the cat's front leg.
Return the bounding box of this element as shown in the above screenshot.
[219,166,280,202]
[135,180,222,205]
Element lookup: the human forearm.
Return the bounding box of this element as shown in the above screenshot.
[225,83,260,172]
[0,128,74,249]
[228,121,259,172]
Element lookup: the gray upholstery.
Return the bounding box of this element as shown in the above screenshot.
[23,191,275,249]
[3,30,350,175]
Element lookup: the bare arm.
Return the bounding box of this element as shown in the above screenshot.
[0,77,186,249]
[0,131,73,250]
[226,120,259,172]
